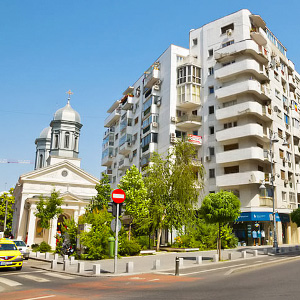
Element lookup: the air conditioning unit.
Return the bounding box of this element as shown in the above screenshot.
[127,142,132,146]
[276,60,281,67]
[156,100,161,107]
[152,122,158,128]
[153,84,160,91]
[273,105,278,112]
[156,79,162,85]
[171,116,176,122]
[226,29,233,36]
[205,155,211,162]
[170,133,176,138]
[284,179,289,184]
[170,137,176,143]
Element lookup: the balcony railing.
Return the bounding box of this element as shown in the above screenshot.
[176,115,202,129]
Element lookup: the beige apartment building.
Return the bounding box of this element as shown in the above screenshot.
[101,9,300,246]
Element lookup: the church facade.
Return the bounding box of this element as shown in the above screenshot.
[12,96,99,249]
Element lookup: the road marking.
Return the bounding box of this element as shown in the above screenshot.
[268,258,277,261]
[0,277,22,286]
[1,270,44,276]
[255,260,263,263]
[130,277,146,280]
[22,274,50,282]
[149,279,160,282]
[180,263,246,276]
[42,272,74,280]
[20,295,56,300]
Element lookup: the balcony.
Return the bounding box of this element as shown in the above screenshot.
[216,124,269,143]
[176,115,202,129]
[289,75,297,89]
[259,197,273,207]
[216,171,265,187]
[119,141,132,155]
[177,94,201,109]
[177,55,201,67]
[216,147,265,164]
[103,127,115,139]
[297,183,300,194]
[216,102,272,121]
[120,95,134,110]
[215,59,269,82]
[294,146,300,158]
[214,40,268,65]
[118,158,130,171]
[144,63,160,88]
[250,27,268,46]
[104,108,121,128]
[101,154,114,167]
[215,80,271,101]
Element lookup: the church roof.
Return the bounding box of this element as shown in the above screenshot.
[53,101,81,123]
[39,126,51,139]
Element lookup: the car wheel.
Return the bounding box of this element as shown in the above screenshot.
[16,266,22,271]
[25,257,29,260]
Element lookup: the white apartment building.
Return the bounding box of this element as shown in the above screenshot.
[102,9,300,246]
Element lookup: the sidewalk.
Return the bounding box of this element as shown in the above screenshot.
[29,244,299,277]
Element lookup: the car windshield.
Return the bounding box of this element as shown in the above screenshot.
[14,241,26,247]
[0,244,17,251]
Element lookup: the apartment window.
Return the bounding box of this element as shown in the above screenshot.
[222,60,235,67]
[275,89,280,99]
[209,169,215,178]
[192,110,197,115]
[279,149,284,159]
[282,191,287,202]
[222,40,234,48]
[208,67,214,76]
[224,166,239,174]
[208,49,213,57]
[135,117,138,125]
[224,143,238,151]
[177,55,184,62]
[113,176,116,183]
[209,106,214,114]
[193,130,198,135]
[177,65,201,85]
[192,38,198,46]
[135,86,140,97]
[221,23,234,34]
[209,86,214,94]
[209,126,214,135]
[281,170,285,180]
[115,133,118,140]
[224,121,237,129]
[223,100,237,107]
[133,149,137,157]
[209,147,215,156]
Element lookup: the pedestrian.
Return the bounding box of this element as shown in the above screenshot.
[261,229,265,245]
[252,230,258,246]
[257,229,261,246]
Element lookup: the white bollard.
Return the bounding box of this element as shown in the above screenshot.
[153,259,160,270]
[196,256,202,265]
[179,257,184,267]
[242,251,246,259]
[36,251,40,258]
[213,254,218,262]
[63,255,68,261]
[63,260,69,271]
[54,253,59,260]
[253,250,258,257]
[93,264,101,275]
[126,262,134,273]
[77,262,85,273]
[51,260,57,269]
[228,253,233,260]
[69,256,75,265]
[45,252,50,260]
[263,248,268,255]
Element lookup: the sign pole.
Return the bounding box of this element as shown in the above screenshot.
[114,203,119,274]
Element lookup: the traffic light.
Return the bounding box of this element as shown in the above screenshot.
[108,202,126,217]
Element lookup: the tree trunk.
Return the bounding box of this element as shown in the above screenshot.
[156,227,162,251]
[218,223,222,261]
[128,222,131,241]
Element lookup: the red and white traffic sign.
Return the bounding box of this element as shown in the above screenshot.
[111,189,126,204]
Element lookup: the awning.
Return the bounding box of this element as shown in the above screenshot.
[236,212,280,222]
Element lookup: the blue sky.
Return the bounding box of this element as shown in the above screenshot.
[1,0,300,191]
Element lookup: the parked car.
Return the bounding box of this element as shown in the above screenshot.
[0,238,23,270]
[12,240,30,260]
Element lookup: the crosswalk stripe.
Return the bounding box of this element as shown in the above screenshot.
[42,272,74,280]
[22,274,50,282]
[0,277,22,286]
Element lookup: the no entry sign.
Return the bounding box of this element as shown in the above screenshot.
[111,189,126,204]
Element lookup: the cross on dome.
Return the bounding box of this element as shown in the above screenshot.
[66,90,74,104]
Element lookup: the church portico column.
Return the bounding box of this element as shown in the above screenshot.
[49,217,58,250]
[74,210,79,223]
[27,204,37,246]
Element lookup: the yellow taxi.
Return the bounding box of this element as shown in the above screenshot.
[0,238,23,270]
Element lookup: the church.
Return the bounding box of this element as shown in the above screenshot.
[12,93,99,249]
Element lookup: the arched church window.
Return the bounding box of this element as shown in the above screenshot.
[74,137,78,151]
[54,134,59,148]
[65,132,70,149]
[39,154,43,168]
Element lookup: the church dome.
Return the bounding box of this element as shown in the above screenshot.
[39,127,51,139]
[53,101,81,123]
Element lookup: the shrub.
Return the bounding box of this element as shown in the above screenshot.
[119,239,141,256]
[135,235,153,250]
[38,241,51,253]
[31,243,39,251]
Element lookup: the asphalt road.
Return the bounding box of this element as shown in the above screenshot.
[1,254,300,299]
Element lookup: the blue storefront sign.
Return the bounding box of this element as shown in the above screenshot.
[236,212,280,222]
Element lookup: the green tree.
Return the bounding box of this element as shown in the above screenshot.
[88,173,112,212]
[0,188,15,233]
[144,140,204,251]
[35,189,63,229]
[291,208,300,227]
[199,190,241,260]
[118,165,150,240]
